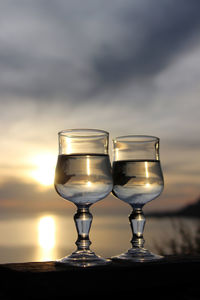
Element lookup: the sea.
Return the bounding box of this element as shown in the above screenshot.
[0,213,199,263]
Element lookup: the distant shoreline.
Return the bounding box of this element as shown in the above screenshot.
[147,197,200,218]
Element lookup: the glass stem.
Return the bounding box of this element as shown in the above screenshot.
[74,206,92,252]
[129,207,146,249]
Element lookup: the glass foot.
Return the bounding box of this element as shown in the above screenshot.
[57,250,111,267]
[112,247,163,263]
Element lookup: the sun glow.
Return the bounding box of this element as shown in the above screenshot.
[30,153,56,186]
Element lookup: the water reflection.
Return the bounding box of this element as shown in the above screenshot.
[38,216,56,261]
[0,215,199,263]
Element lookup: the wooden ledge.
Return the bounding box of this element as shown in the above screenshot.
[0,255,200,299]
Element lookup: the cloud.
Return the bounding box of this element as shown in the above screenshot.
[0,177,127,215]
[0,0,200,102]
[0,0,200,212]
[0,178,68,214]
[92,0,200,90]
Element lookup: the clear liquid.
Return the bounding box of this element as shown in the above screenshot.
[112,160,164,207]
[54,154,113,206]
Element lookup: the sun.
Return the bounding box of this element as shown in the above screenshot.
[30,153,57,187]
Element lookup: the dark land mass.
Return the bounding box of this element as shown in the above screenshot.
[147,196,200,218]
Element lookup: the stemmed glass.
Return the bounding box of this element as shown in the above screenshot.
[54,129,113,267]
[112,135,164,262]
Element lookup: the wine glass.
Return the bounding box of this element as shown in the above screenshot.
[54,129,113,267]
[112,135,164,262]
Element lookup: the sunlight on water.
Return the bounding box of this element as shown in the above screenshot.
[0,214,199,263]
[38,216,56,261]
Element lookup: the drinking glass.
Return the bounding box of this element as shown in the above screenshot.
[54,129,113,267]
[112,135,164,262]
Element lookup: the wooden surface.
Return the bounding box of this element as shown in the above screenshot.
[0,255,199,299]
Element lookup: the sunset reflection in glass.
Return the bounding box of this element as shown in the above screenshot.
[54,129,113,267]
[112,135,164,262]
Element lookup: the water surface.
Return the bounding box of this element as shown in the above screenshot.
[0,213,198,263]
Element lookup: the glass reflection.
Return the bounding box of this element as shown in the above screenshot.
[38,216,56,261]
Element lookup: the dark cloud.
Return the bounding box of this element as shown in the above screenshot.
[92,0,200,90]
[0,0,200,102]
[0,179,66,213]
[0,178,122,215]
[0,0,199,214]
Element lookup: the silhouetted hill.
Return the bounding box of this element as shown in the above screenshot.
[176,197,200,217]
[148,197,200,218]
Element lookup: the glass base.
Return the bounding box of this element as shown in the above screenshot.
[56,250,111,267]
[112,247,163,263]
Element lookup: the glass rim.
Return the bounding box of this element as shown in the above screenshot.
[113,135,159,143]
[58,128,109,137]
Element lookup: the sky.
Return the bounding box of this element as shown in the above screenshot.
[0,0,200,215]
